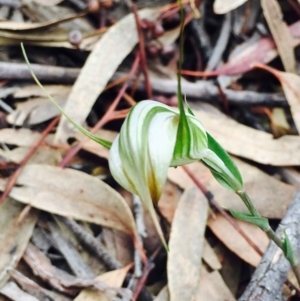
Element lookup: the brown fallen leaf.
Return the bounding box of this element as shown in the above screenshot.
[0,198,38,287]
[0,164,138,239]
[213,0,248,14]
[168,187,208,301]
[254,63,300,134]
[207,213,269,266]
[74,265,132,301]
[55,8,161,143]
[168,160,295,219]
[194,109,300,166]
[261,0,296,73]
[195,267,236,301]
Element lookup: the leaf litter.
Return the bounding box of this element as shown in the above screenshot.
[0,0,300,300]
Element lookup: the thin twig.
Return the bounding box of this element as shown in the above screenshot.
[182,165,264,256]
[59,53,140,168]
[130,1,152,99]
[132,195,147,278]
[0,116,60,205]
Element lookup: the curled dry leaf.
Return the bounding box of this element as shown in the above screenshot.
[0,165,138,239]
[207,213,269,267]
[254,64,300,134]
[168,187,208,301]
[261,0,296,73]
[195,109,300,166]
[0,198,38,287]
[213,0,248,14]
[55,8,161,143]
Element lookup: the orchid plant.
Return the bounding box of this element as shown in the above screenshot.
[20,0,300,283]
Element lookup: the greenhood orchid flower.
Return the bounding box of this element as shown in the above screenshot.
[21,43,243,249]
[108,100,243,247]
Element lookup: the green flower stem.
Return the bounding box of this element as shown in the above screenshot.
[236,191,261,217]
[236,191,300,286]
[265,227,300,286]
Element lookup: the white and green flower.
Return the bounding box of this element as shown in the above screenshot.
[108,100,243,247]
[22,42,243,248]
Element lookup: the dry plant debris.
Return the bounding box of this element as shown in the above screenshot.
[0,0,299,301]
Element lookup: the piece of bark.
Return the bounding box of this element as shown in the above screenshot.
[239,190,300,301]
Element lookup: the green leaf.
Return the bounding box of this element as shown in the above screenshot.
[230,210,270,231]
[283,231,295,264]
[21,43,112,149]
[207,133,243,189]
[184,97,195,116]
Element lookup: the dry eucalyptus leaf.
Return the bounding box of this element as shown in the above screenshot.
[168,160,295,219]
[195,109,300,165]
[7,96,67,126]
[55,8,161,143]
[14,85,71,99]
[213,0,248,14]
[195,267,236,301]
[207,213,269,267]
[168,188,208,301]
[202,239,222,270]
[0,146,62,165]
[74,265,132,301]
[261,0,296,73]
[0,165,138,239]
[0,198,38,287]
[0,128,42,147]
